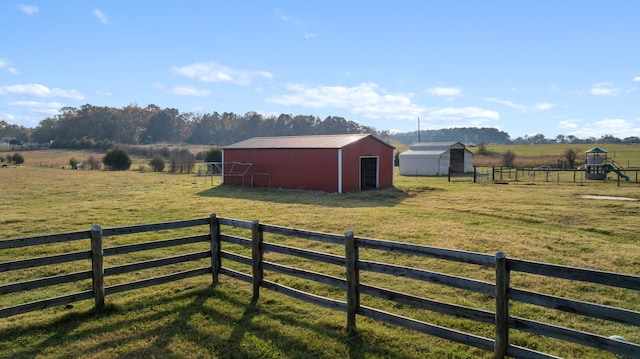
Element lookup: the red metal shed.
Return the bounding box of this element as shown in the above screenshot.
[222,134,395,193]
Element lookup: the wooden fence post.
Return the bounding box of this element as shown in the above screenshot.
[251,220,263,301]
[210,213,221,285]
[345,231,359,336]
[494,252,509,358]
[90,225,105,309]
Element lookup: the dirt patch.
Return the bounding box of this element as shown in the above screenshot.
[579,195,638,201]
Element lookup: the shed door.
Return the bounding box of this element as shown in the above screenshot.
[450,149,464,173]
[360,157,378,190]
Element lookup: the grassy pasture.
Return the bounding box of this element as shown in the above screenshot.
[471,143,640,168]
[1,149,640,358]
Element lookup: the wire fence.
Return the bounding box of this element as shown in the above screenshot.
[468,166,640,187]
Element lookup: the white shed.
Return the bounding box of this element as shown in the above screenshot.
[399,142,474,176]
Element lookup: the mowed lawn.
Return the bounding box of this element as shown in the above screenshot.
[1,149,639,358]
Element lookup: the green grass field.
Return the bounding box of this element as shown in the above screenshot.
[1,149,639,358]
[471,143,640,168]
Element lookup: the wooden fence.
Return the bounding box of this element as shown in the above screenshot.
[1,214,639,358]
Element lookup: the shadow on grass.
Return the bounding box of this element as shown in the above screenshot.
[196,184,415,208]
[0,282,417,358]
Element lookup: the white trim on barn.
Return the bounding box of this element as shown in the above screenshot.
[221,151,225,184]
[399,142,473,176]
[338,148,343,193]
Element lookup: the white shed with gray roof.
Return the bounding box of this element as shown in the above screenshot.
[398,142,473,176]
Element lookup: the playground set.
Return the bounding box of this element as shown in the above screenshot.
[474,146,638,185]
[583,147,629,182]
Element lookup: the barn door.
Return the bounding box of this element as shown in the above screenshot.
[450,149,464,173]
[360,157,378,190]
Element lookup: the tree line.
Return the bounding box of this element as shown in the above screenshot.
[1,103,638,148]
[20,104,378,148]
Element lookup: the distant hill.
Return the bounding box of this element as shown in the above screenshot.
[388,127,511,145]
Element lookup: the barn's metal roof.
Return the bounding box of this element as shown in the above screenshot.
[405,142,464,153]
[399,142,471,157]
[401,150,450,156]
[223,134,394,149]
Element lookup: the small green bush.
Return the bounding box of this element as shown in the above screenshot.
[149,155,166,172]
[204,147,222,162]
[12,153,24,165]
[69,157,79,169]
[103,146,132,171]
[477,142,495,156]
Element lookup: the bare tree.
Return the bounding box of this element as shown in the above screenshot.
[502,150,516,167]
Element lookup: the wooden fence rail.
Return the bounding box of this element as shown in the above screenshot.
[1,214,639,358]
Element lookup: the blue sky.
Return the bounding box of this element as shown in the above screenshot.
[1,1,639,139]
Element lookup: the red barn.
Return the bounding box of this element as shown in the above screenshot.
[222,134,395,193]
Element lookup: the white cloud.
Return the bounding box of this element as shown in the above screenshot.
[92,9,109,24]
[590,82,621,96]
[276,10,316,39]
[594,118,639,134]
[3,101,64,127]
[2,113,16,121]
[634,76,640,82]
[485,97,527,111]
[0,84,84,100]
[8,101,65,116]
[170,85,210,96]
[485,97,554,112]
[267,82,424,120]
[18,4,38,15]
[1,84,82,126]
[566,118,640,139]
[533,102,555,111]
[0,59,20,75]
[171,62,272,85]
[267,82,501,128]
[426,87,462,97]
[96,90,113,97]
[558,119,579,129]
[426,107,499,126]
